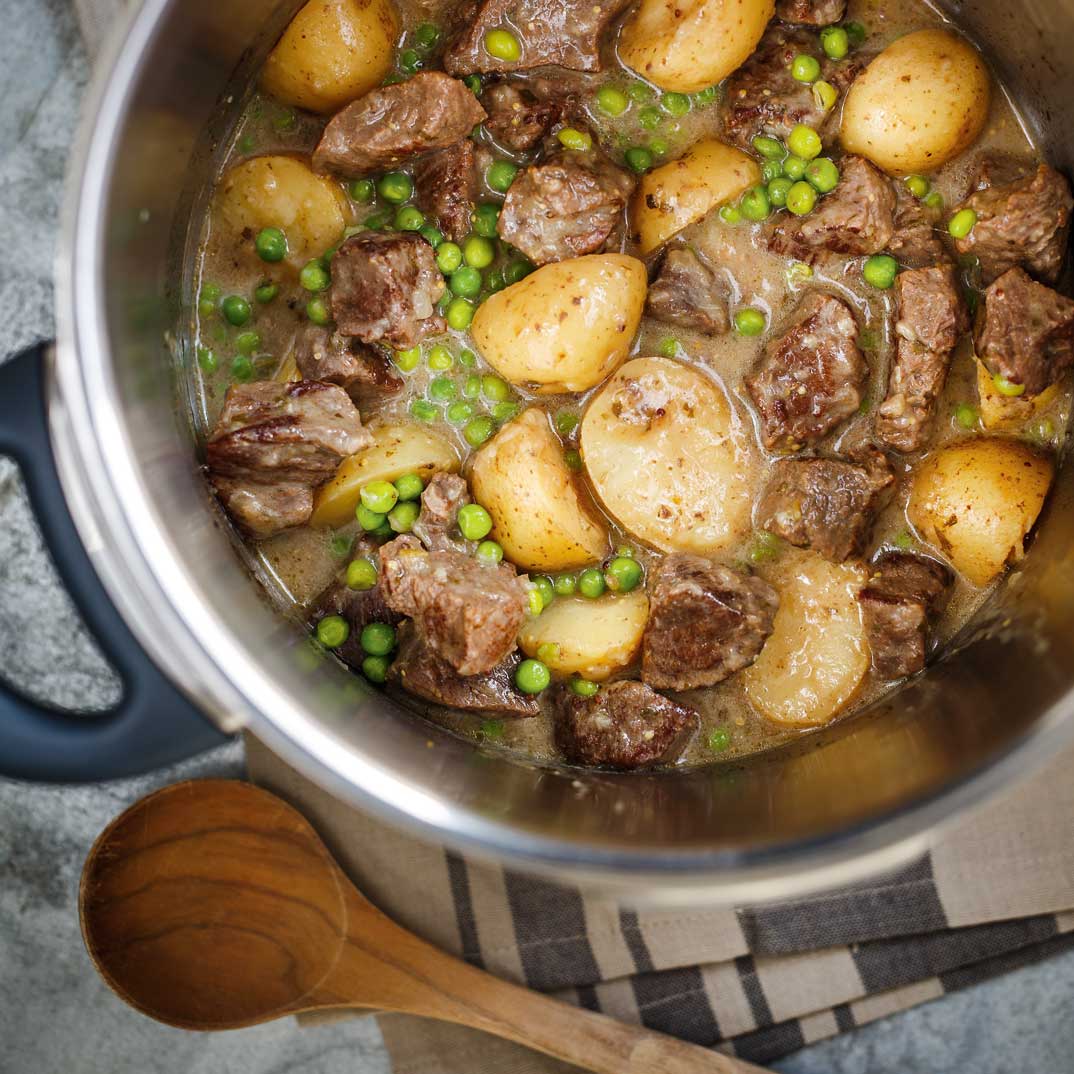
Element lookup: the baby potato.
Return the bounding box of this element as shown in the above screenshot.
[631,139,761,255]
[261,0,400,114]
[619,0,774,93]
[840,29,990,175]
[907,438,1053,587]
[471,255,646,394]
[519,591,650,681]
[311,423,460,528]
[215,156,351,270]
[581,357,756,555]
[470,409,610,572]
[743,552,869,728]
[976,361,1060,434]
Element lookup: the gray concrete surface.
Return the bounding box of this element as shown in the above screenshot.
[1,0,1072,1071]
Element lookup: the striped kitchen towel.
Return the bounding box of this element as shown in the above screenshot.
[246,735,1074,1070]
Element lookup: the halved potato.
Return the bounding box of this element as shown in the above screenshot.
[215,156,351,270]
[743,552,869,728]
[631,139,761,255]
[470,255,647,394]
[976,361,1060,433]
[470,409,610,572]
[907,437,1053,587]
[581,357,756,555]
[519,591,649,681]
[619,0,774,93]
[311,423,460,528]
[261,0,400,114]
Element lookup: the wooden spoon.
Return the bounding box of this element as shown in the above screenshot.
[80,780,769,1074]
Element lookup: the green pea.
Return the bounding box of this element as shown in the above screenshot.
[463,235,496,268]
[791,53,821,83]
[465,74,483,95]
[361,622,397,656]
[420,225,444,248]
[300,260,331,292]
[649,136,669,157]
[734,307,767,336]
[399,48,422,73]
[428,345,453,370]
[330,534,352,557]
[476,540,503,565]
[786,180,817,216]
[394,346,421,372]
[740,185,771,222]
[515,658,550,695]
[255,227,288,263]
[782,154,808,180]
[480,718,504,740]
[820,26,849,60]
[532,576,555,609]
[363,208,395,231]
[693,84,719,107]
[707,728,731,753]
[862,253,898,290]
[504,257,534,284]
[459,348,477,367]
[597,85,629,116]
[481,375,510,402]
[235,331,261,355]
[449,266,482,298]
[414,22,439,47]
[462,374,482,400]
[394,205,426,231]
[447,297,475,330]
[388,500,420,533]
[197,347,217,374]
[436,242,463,273]
[306,297,331,326]
[198,286,219,318]
[255,282,279,304]
[843,21,867,46]
[786,260,814,286]
[447,401,474,424]
[485,269,506,293]
[230,355,254,382]
[628,81,655,102]
[316,615,349,648]
[349,178,375,204]
[362,655,391,684]
[557,127,593,151]
[720,204,743,225]
[273,108,298,133]
[787,125,822,161]
[638,106,662,131]
[221,295,251,326]
[377,172,413,204]
[484,27,521,61]
[577,568,606,599]
[426,376,454,403]
[487,160,518,193]
[553,573,578,597]
[411,399,440,422]
[563,449,582,471]
[812,80,838,112]
[805,156,840,193]
[491,401,519,422]
[905,174,930,199]
[658,337,678,358]
[661,91,690,116]
[761,159,783,184]
[347,558,378,591]
[625,146,654,173]
[569,676,600,698]
[768,177,794,208]
[893,530,914,551]
[472,203,500,238]
[948,208,978,239]
[751,135,785,160]
[992,372,1026,397]
[536,642,561,665]
[361,480,399,515]
[605,556,643,593]
[458,503,494,540]
[924,191,945,211]
[464,416,495,447]
[954,402,978,430]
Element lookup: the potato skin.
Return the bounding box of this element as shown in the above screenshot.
[470,409,610,572]
[631,139,761,255]
[311,423,460,528]
[976,361,1060,434]
[215,156,352,270]
[619,0,774,93]
[519,591,649,681]
[471,255,647,394]
[261,0,400,114]
[581,356,756,554]
[840,29,990,175]
[907,438,1053,587]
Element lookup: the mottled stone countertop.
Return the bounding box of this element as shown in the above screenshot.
[2,1,1073,1071]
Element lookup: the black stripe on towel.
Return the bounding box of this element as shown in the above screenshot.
[632,966,722,1045]
[445,852,483,968]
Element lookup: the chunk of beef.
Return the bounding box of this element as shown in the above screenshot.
[756,450,894,562]
[480,82,573,152]
[211,479,312,540]
[859,552,951,679]
[379,536,527,675]
[876,265,969,453]
[645,248,729,335]
[313,73,486,177]
[330,233,446,349]
[953,163,1072,285]
[444,0,630,76]
[974,267,1074,397]
[770,156,896,260]
[722,26,862,150]
[642,554,778,690]
[776,0,846,25]
[887,182,948,268]
[414,140,478,242]
[294,326,403,404]
[497,144,635,264]
[745,292,867,451]
[389,622,540,716]
[552,680,699,770]
[412,472,473,553]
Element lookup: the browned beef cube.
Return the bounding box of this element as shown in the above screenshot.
[211,479,313,539]
[770,156,896,259]
[379,537,527,675]
[776,0,846,24]
[389,622,540,717]
[721,27,862,150]
[876,265,969,453]
[859,552,951,679]
[497,145,634,264]
[330,233,447,349]
[412,473,473,553]
[887,182,948,269]
[642,554,778,690]
[745,292,867,451]
[414,141,478,242]
[974,267,1074,397]
[294,326,403,404]
[646,248,729,335]
[480,82,573,152]
[756,451,894,562]
[953,164,1072,285]
[552,681,699,769]
[313,73,487,177]
[443,0,630,75]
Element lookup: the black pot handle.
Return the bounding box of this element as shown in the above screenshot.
[0,344,230,782]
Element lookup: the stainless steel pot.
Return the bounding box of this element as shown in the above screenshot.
[3,0,1073,904]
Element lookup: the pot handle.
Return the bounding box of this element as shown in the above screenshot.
[0,344,230,782]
